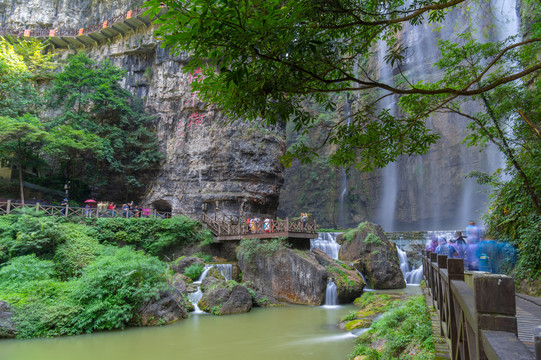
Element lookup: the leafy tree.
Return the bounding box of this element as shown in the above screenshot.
[144,0,540,171]
[0,37,98,203]
[48,53,162,200]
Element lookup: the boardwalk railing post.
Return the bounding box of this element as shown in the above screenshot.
[6,200,10,214]
[35,202,40,212]
[286,217,289,232]
[473,274,517,358]
[447,258,464,359]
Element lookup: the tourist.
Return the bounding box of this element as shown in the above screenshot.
[301,212,307,231]
[425,237,438,253]
[246,217,251,232]
[122,203,129,218]
[61,198,68,215]
[452,231,467,259]
[108,202,116,217]
[264,218,271,233]
[435,237,449,256]
[465,220,482,244]
[84,203,91,217]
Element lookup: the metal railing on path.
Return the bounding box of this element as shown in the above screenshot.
[201,213,317,238]
[0,200,171,219]
[422,251,540,359]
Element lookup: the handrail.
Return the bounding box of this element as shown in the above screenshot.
[0,6,149,39]
[0,201,171,219]
[422,251,537,359]
[201,213,317,237]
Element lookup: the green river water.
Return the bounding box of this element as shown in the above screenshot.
[0,305,359,360]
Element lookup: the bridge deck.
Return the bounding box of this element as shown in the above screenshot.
[215,231,317,242]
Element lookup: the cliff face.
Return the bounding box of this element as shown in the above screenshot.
[1,1,286,218]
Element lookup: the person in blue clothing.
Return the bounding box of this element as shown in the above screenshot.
[61,198,68,215]
[435,237,449,255]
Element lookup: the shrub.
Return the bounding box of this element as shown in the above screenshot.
[184,263,204,281]
[68,246,168,333]
[238,238,288,265]
[364,233,383,246]
[53,223,102,278]
[351,296,434,359]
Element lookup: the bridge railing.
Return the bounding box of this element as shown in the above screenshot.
[0,201,171,219]
[0,7,148,39]
[422,251,536,359]
[202,213,317,237]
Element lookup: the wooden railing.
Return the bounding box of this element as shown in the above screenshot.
[0,7,148,38]
[0,201,171,219]
[201,213,317,237]
[423,251,538,359]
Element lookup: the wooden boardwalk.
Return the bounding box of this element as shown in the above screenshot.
[201,213,318,242]
[0,6,162,49]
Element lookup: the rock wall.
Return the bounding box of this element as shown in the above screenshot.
[1,1,286,218]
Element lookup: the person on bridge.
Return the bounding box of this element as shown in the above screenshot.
[264,218,271,233]
[61,198,68,215]
[435,237,449,256]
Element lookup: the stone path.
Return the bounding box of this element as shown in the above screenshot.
[516,293,541,355]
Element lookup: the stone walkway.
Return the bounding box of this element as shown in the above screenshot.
[516,293,541,355]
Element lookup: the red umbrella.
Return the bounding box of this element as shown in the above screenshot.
[85,199,97,203]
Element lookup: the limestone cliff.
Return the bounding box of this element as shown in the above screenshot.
[0,1,286,218]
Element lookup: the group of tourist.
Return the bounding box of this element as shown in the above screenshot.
[246,217,272,233]
[426,221,509,272]
[83,201,150,218]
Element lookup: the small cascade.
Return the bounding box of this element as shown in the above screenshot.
[311,232,341,259]
[214,263,232,281]
[396,247,423,285]
[324,278,339,306]
[187,263,234,313]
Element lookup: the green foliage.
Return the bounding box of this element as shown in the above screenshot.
[364,233,383,246]
[91,215,212,256]
[68,246,168,333]
[351,296,434,359]
[237,238,289,265]
[341,310,358,322]
[343,222,369,242]
[47,52,161,197]
[184,263,204,281]
[193,252,213,262]
[0,215,66,261]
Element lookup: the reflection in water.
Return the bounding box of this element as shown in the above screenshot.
[1,305,357,360]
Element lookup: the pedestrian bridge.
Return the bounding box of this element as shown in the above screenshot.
[201,213,318,242]
[0,6,160,49]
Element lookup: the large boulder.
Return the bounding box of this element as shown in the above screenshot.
[312,249,365,303]
[0,301,16,338]
[338,222,405,289]
[134,288,189,326]
[198,282,253,315]
[170,256,205,274]
[238,246,327,305]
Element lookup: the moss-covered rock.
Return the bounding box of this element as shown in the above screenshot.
[338,222,405,289]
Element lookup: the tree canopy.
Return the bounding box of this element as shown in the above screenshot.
[144,0,540,171]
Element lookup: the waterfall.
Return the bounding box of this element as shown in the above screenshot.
[311,232,341,259]
[376,39,399,232]
[324,278,339,306]
[338,95,353,228]
[215,264,232,281]
[396,247,423,285]
[187,264,232,313]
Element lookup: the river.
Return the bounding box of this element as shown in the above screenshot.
[0,305,358,360]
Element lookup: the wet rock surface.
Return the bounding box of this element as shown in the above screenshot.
[239,247,328,305]
[338,222,406,289]
[134,288,188,326]
[0,301,16,339]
